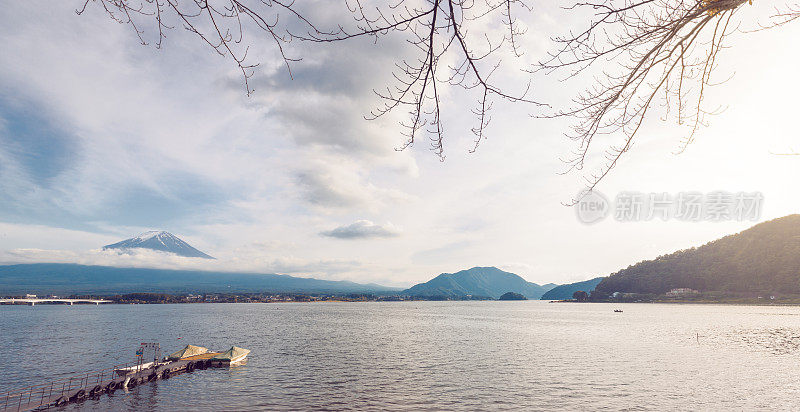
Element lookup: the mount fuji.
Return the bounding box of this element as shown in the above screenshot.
[103,231,215,259]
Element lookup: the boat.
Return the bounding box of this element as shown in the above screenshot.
[167,344,209,361]
[613,309,623,313]
[114,361,157,377]
[210,346,250,367]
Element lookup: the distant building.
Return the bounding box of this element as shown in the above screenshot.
[665,288,699,297]
[25,294,37,299]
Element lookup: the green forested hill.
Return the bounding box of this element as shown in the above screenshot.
[403,267,555,299]
[595,215,800,295]
[540,277,604,300]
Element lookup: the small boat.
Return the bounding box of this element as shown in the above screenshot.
[114,361,157,377]
[613,309,623,313]
[167,344,209,361]
[210,346,250,367]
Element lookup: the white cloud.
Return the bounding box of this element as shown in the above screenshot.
[0,247,362,278]
[320,220,401,239]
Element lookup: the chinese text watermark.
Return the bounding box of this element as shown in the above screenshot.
[576,191,763,224]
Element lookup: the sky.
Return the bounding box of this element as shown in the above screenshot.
[0,1,798,288]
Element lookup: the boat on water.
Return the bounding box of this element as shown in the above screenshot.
[114,344,250,377]
[9,342,251,411]
[167,344,209,361]
[114,361,159,377]
[210,346,250,367]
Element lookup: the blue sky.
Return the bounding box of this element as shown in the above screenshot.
[0,1,799,287]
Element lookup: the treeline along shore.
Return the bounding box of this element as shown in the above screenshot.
[0,292,500,304]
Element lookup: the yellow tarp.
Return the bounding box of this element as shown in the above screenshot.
[211,346,250,361]
[168,344,209,361]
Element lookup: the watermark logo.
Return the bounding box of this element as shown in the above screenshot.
[576,190,610,224]
[576,190,763,224]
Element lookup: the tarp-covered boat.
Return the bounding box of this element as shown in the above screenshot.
[210,346,250,366]
[114,361,157,377]
[167,344,209,361]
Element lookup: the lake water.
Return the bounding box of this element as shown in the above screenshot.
[2,301,800,410]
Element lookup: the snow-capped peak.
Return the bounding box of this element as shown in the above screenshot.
[135,230,169,241]
[103,231,215,259]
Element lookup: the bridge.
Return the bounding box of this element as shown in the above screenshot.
[0,298,112,306]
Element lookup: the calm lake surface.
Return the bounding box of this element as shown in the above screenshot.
[2,301,800,410]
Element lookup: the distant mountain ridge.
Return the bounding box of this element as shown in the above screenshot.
[595,215,800,295]
[403,266,556,299]
[0,263,399,295]
[103,231,214,259]
[540,277,604,300]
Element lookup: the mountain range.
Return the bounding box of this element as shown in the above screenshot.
[13,216,798,299]
[402,266,556,299]
[0,263,399,295]
[103,231,214,259]
[0,263,557,298]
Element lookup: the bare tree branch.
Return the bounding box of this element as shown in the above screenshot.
[77,0,326,96]
[296,0,545,158]
[79,0,543,158]
[80,0,800,185]
[536,0,754,204]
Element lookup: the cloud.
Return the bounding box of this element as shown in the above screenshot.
[296,170,369,209]
[0,1,422,228]
[410,240,475,265]
[0,247,362,278]
[320,220,401,239]
[295,162,416,211]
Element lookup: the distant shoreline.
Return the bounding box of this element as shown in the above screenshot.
[551,299,800,306]
[0,292,511,305]
[6,296,800,306]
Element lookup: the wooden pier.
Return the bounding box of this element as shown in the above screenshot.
[1,356,218,412]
